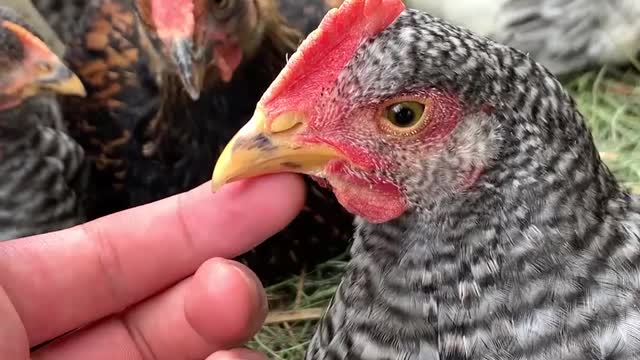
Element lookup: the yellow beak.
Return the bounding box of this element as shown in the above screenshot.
[211,108,342,191]
[36,61,86,97]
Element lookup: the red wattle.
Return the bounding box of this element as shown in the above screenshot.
[214,43,243,83]
[324,161,406,223]
[329,175,406,224]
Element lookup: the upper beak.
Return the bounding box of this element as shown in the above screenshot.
[170,38,204,100]
[211,108,343,191]
[36,60,86,97]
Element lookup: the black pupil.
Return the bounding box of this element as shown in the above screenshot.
[390,105,416,126]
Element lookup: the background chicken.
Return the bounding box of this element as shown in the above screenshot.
[59,0,161,218]
[4,0,65,55]
[212,0,640,358]
[50,0,354,284]
[0,6,88,241]
[403,0,640,76]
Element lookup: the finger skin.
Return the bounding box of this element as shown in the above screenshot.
[0,285,29,360]
[32,258,268,360]
[0,174,305,346]
[184,259,268,348]
[207,348,269,360]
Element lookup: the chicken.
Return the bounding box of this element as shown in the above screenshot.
[58,0,353,284]
[131,0,300,100]
[3,0,66,55]
[0,6,88,241]
[60,0,160,219]
[403,0,640,76]
[127,0,306,201]
[212,0,640,358]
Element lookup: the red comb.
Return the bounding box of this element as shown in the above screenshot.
[150,0,194,40]
[259,0,405,118]
[2,20,57,60]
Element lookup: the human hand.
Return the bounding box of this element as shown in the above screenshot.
[0,174,305,360]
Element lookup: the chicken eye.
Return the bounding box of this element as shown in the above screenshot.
[212,0,231,9]
[210,0,234,20]
[380,100,429,136]
[386,102,424,127]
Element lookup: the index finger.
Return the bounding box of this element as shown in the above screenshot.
[0,174,305,346]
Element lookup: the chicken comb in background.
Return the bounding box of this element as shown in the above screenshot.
[3,0,65,55]
[3,19,43,49]
[0,5,88,241]
[2,20,62,69]
[144,0,195,39]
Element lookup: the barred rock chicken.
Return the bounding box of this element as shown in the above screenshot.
[212,0,640,358]
[403,0,640,76]
[58,0,354,284]
[0,6,87,241]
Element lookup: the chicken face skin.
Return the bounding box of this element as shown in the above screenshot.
[0,19,85,110]
[213,1,505,223]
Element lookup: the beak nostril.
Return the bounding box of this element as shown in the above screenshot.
[269,112,305,133]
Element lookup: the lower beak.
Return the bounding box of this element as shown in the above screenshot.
[38,62,86,97]
[211,109,342,191]
[170,38,204,100]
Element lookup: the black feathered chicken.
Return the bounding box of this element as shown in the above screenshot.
[0,6,87,241]
[212,0,640,358]
[57,0,353,284]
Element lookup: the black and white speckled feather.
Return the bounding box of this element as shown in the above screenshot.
[0,96,87,241]
[305,9,640,360]
[403,0,640,75]
[0,6,87,240]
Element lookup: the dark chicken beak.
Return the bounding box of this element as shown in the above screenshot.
[211,108,342,191]
[170,37,204,100]
[36,61,86,97]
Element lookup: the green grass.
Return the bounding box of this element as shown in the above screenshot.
[249,257,347,359]
[249,64,640,359]
[565,65,640,192]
